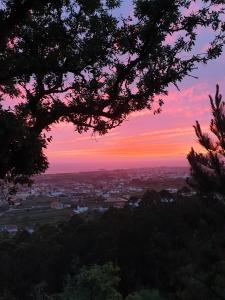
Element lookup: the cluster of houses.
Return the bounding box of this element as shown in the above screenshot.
[0,166,192,235]
[0,186,196,235]
[0,225,34,235]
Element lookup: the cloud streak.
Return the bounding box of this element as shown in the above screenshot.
[47,125,206,161]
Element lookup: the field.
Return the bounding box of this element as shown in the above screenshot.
[0,207,71,227]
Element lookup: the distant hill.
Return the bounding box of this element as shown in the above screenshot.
[33,166,189,184]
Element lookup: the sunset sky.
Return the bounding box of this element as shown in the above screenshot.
[45,1,225,173]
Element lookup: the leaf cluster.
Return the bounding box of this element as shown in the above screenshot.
[187,85,225,198]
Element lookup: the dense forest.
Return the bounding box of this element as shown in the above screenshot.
[0,193,224,300]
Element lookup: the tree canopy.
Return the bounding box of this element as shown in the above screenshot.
[188,85,225,198]
[1,0,225,179]
[58,263,122,300]
[0,197,225,300]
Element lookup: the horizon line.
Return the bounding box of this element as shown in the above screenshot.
[39,165,190,176]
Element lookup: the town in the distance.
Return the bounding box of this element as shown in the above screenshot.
[0,167,194,233]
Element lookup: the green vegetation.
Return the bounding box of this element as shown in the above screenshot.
[0,195,224,300]
[0,207,71,227]
[58,263,122,300]
[126,290,164,300]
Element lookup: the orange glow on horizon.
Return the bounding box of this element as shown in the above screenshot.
[44,69,225,172]
[46,126,205,160]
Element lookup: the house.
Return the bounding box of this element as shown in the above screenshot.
[159,190,175,203]
[50,191,64,197]
[178,186,195,197]
[25,227,34,234]
[0,225,7,232]
[105,197,127,208]
[73,206,89,214]
[50,201,64,209]
[129,199,141,208]
[0,225,18,234]
[6,225,18,234]
[16,192,30,201]
[95,207,109,213]
[166,188,178,194]
[61,199,72,208]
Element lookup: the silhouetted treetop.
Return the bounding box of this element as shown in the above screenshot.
[188,85,225,198]
[1,0,225,179]
[1,0,225,133]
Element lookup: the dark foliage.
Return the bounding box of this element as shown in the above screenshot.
[1,0,225,179]
[0,107,48,184]
[0,196,225,299]
[187,85,225,198]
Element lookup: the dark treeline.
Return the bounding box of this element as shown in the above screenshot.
[0,193,225,300]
